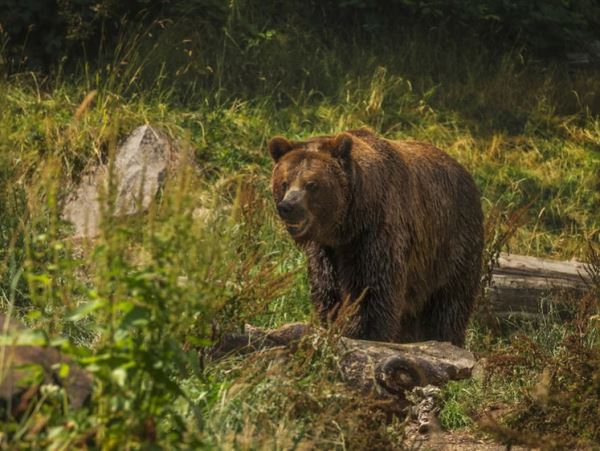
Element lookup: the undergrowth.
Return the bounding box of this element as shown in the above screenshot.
[439,249,600,449]
[0,9,599,449]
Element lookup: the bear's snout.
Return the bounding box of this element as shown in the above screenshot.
[277,189,306,223]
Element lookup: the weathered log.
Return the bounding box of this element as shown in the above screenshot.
[211,253,593,393]
[488,253,592,318]
[214,323,475,397]
[0,315,93,417]
[210,254,591,394]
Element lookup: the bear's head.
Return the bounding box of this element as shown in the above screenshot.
[269,133,353,245]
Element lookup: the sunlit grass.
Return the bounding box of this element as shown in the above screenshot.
[0,18,599,447]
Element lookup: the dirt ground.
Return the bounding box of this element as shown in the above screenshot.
[403,428,535,450]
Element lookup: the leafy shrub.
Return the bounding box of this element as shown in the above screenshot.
[2,0,600,74]
[474,246,600,448]
[335,0,600,53]
[0,7,598,443]
[0,141,299,446]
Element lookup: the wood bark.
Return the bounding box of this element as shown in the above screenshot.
[213,323,476,397]
[0,253,592,414]
[488,253,592,318]
[211,254,593,394]
[0,315,92,417]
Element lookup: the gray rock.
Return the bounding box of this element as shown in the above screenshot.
[62,167,106,238]
[113,125,174,216]
[63,125,175,237]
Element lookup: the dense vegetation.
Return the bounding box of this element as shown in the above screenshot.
[3,0,600,70]
[1,1,599,448]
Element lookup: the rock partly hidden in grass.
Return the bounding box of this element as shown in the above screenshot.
[62,125,177,238]
[0,315,93,417]
[213,322,475,398]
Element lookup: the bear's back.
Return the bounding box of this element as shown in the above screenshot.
[347,129,483,297]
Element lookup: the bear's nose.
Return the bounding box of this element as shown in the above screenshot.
[277,190,305,221]
[277,200,293,217]
[277,200,303,221]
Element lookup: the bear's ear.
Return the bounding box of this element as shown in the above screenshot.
[269,136,293,162]
[329,133,353,160]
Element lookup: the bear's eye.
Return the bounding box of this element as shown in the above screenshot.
[306,181,318,192]
[282,181,289,192]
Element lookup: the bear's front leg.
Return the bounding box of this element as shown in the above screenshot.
[333,235,410,343]
[306,243,342,324]
[341,285,406,342]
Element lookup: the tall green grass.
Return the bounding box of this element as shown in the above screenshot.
[0,12,599,448]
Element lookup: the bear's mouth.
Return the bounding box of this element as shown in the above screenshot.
[285,219,309,238]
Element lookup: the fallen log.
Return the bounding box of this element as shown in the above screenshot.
[0,254,591,415]
[213,323,475,398]
[0,315,93,418]
[488,253,592,318]
[211,254,592,395]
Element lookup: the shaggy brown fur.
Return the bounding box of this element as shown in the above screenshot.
[269,129,484,346]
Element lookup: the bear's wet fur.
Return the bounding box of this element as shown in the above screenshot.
[269,129,484,346]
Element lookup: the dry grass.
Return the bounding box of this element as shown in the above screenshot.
[0,17,599,448]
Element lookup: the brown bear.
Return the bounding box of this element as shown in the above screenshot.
[269,129,484,346]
